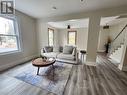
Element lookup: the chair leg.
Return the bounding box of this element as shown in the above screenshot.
[81,54,83,62]
[83,54,84,61]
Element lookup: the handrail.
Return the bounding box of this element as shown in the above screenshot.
[112,24,127,42]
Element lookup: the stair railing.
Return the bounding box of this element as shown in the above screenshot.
[110,24,127,54]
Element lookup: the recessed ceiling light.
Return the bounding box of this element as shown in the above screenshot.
[52,6,57,10]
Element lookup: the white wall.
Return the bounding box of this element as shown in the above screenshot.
[58,29,67,46]
[58,26,112,53]
[36,25,89,51]
[0,11,38,71]
[36,21,127,54]
[86,16,100,63]
[109,21,127,40]
[98,27,110,52]
[36,22,125,53]
[36,21,59,53]
[57,28,88,50]
[36,6,127,64]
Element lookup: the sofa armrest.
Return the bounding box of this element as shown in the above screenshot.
[41,48,45,55]
[75,50,79,62]
[73,48,79,62]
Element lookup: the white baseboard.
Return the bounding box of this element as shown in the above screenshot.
[122,66,127,71]
[97,50,105,52]
[0,54,38,72]
[118,64,127,71]
[85,61,97,66]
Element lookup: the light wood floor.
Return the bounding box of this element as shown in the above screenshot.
[0,54,127,95]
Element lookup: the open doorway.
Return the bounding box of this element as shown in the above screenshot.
[99,15,127,65]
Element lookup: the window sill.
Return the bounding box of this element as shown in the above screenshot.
[0,50,22,56]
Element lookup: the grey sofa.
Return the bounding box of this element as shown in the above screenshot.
[41,45,78,63]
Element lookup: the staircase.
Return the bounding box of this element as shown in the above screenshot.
[109,24,127,63]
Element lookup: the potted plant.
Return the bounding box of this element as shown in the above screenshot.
[105,37,112,53]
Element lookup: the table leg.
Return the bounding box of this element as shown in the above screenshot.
[52,64,55,69]
[52,64,55,79]
[37,67,40,75]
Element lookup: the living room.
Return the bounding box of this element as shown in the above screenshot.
[0,0,127,95]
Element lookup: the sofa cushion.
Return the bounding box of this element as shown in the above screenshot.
[43,52,59,58]
[63,46,73,54]
[43,46,53,53]
[53,46,59,52]
[59,46,63,52]
[57,53,74,60]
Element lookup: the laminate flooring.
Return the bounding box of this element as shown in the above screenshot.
[0,54,127,95]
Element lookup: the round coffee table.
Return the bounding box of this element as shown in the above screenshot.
[32,57,56,75]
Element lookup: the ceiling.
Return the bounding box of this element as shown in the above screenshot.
[15,0,127,18]
[48,16,125,29]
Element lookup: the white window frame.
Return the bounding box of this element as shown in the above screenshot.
[0,16,21,55]
[48,28,54,46]
[68,31,77,45]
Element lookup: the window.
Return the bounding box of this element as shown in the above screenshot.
[0,16,20,54]
[48,28,54,46]
[68,31,77,45]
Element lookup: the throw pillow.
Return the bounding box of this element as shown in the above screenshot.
[59,46,63,52]
[63,46,73,54]
[53,46,59,52]
[44,46,53,53]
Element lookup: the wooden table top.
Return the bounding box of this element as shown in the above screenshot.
[32,58,56,67]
